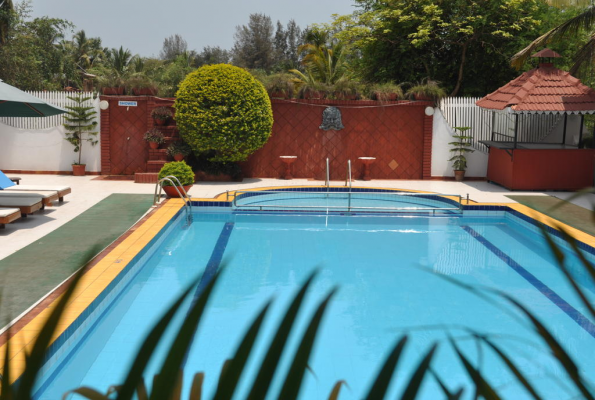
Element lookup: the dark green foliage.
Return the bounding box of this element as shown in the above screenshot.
[346,0,569,96]
[448,127,474,171]
[166,141,192,158]
[175,64,273,162]
[158,161,195,186]
[63,94,98,165]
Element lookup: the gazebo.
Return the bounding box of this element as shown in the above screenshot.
[476,49,595,190]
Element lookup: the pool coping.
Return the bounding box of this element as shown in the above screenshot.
[1,185,593,384]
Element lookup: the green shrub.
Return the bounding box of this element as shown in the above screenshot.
[158,161,195,186]
[175,64,273,162]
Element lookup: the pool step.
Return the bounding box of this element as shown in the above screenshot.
[134,172,159,184]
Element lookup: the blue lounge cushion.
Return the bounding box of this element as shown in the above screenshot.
[0,170,16,189]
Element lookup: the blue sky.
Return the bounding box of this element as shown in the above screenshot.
[32,0,357,57]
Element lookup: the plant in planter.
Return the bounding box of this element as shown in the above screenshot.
[448,126,474,182]
[143,128,165,149]
[405,79,447,103]
[126,73,158,96]
[151,106,173,126]
[63,94,99,176]
[97,70,125,95]
[265,73,295,99]
[157,161,195,197]
[332,79,361,100]
[166,141,192,161]
[368,82,404,101]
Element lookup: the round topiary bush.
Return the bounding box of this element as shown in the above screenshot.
[158,161,195,186]
[174,64,273,162]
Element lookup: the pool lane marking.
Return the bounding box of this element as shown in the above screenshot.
[192,221,235,303]
[461,225,595,339]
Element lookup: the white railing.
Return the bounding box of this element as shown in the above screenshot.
[0,91,97,130]
[439,97,563,153]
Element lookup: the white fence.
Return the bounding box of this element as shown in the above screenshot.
[439,97,564,153]
[0,92,101,172]
[0,91,96,129]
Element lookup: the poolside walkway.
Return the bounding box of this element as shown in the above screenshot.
[1,174,594,261]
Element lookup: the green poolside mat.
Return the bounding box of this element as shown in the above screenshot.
[506,195,595,237]
[0,193,153,320]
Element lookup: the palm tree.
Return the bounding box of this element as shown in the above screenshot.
[511,2,595,73]
[290,29,350,90]
[108,46,132,75]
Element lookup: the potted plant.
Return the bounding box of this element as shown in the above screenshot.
[265,73,295,99]
[332,79,361,100]
[157,161,195,198]
[368,82,404,101]
[448,126,474,182]
[97,71,125,95]
[151,106,173,126]
[63,94,99,176]
[126,73,158,96]
[166,141,192,161]
[143,128,165,149]
[405,79,447,103]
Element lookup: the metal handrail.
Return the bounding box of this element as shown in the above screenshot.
[346,160,352,211]
[232,190,463,214]
[153,176,193,215]
[345,160,352,189]
[325,158,330,189]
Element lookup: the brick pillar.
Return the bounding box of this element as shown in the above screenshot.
[99,96,111,174]
[422,110,434,180]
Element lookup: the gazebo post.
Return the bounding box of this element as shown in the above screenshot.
[513,114,519,149]
[579,115,584,147]
[562,114,568,145]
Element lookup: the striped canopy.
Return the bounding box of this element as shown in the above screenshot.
[0,80,66,117]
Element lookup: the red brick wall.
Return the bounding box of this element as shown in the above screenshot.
[100,97,433,179]
[242,99,433,180]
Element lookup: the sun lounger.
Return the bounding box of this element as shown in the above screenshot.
[0,171,71,202]
[0,207,20,228]
[0,193,43,216]
[4,185,71,202]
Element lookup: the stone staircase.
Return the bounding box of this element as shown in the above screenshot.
[134,102,181,184]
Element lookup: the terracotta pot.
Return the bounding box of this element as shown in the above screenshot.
[173,154,184,161]
[154,118,168,126]
[269,91,287,99]
[303,90,324,100]
[72,164,86,176]
[414,93,433,101]
[102,87,125,95]
[149,141,160,149]
[454,170,465,182]
[163,185,193,198]
[132,88,157,96]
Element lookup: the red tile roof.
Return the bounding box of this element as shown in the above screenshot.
[476,63,595,113]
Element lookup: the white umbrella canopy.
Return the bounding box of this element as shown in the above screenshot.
[0,80,66,117]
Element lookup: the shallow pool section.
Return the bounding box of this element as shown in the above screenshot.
[232,190,463,213]
[33,211,595,399]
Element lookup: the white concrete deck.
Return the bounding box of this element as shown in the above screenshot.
[0,174,593,261]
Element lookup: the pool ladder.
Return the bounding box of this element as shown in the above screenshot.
[153,175,193,223]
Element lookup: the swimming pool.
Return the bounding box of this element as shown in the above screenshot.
[27,192,595,399]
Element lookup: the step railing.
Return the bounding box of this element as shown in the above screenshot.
[153,176,193,220]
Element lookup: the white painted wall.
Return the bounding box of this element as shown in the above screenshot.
[0,99,101,172]
[431,108,489,178]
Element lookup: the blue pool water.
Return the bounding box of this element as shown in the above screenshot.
[33,210,595,399]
